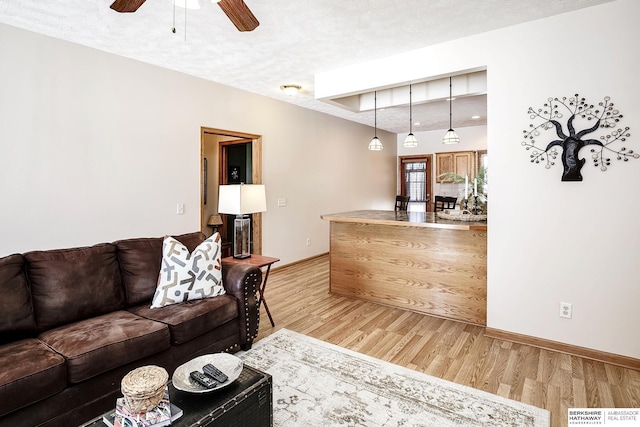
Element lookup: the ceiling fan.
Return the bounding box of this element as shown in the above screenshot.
[109,0,260,32]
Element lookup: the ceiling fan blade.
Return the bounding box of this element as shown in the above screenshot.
[217,0,259,32]
[110,0,147,13]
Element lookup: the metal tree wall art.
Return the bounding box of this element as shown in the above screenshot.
[521,94,636,181]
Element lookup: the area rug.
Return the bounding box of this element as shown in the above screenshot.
[238,329,550,427]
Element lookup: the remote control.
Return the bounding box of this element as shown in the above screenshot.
[203,363,228,383]
[190,370,217,389]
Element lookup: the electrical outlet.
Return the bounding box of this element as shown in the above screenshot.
[277,198,287,207]
[560,302,572,319]
[176,203,184,215]
[306,238,311,246]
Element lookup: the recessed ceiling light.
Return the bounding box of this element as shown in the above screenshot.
[414,121,421,126]
[472,115,481,119]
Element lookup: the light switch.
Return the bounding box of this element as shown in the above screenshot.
[277,198,287,207]
[177,203,184,215]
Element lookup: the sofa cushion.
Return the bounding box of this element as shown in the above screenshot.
[25,243,126,331]
[0,338,66,417]
[38,311,170,384]
[0,254,37,344]
[129,294,238,345]
[150,233,224,309]
[116,232,206,307]
[116,237,163,306]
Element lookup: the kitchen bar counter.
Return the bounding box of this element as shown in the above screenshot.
[321,210,487,325]
[320,210,487,231]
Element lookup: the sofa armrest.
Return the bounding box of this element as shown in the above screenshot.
[221,263,262,348]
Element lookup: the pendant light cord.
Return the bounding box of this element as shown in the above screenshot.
[374,91,377,137]
[449,77,453,129]
[409,84,413,134]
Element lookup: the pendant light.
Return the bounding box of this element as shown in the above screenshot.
[403,84,418,148]
[368,91,383,151]
[443,77,460,144]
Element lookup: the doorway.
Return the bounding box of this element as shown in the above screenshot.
[399,155,433,212]
[200,127,263,257]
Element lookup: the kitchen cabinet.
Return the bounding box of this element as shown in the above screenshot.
[435,151,475,183]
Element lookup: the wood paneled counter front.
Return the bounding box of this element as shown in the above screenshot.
[321,210,487,326]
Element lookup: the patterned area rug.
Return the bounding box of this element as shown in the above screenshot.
[238,329,550,427]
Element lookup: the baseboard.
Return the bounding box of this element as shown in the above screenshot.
[270,252,329,272]
[485,327,640,371]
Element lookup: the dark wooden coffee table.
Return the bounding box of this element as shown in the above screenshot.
[82,364,272,427]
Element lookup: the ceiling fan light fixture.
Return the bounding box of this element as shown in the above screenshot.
[110,0,147,13]
[443,76,460,145]
[368,91,383,151]
[280,85,301,96]
[217,0,260,31]
[174,0,201,9]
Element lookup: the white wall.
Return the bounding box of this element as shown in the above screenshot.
[0,23,397,266]
[485,1,640,360]
[321,0,640,359]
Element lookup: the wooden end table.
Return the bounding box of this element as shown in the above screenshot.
[222,255,280,327]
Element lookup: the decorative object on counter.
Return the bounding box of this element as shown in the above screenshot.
[522,94,636,181]
[403,84,419,148]
[218,183,267,259]
[121,365,169,413]
[443,76,460,145]
[437,210,487,221]
[438,166,488,207]
[368,91,383,151]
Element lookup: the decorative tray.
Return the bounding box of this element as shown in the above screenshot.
[437,210,487,221]
[172,353,243,393]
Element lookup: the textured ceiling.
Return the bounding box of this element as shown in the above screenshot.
[0,0,614,134]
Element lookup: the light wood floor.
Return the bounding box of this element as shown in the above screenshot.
[255,255,640,427]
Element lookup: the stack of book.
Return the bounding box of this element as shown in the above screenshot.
[102,387,183,427]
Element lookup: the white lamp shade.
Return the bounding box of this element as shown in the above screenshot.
[442,129,460,144]
[218,184,266,215]
[403,133,418,148]
[368,136,383,151]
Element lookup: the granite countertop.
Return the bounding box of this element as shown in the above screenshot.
[320,210,487,231]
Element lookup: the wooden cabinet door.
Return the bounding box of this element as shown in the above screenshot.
[436,151,475,182]
[435,153,454,183]
[453,151,474,179]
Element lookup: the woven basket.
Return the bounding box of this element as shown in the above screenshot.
[121,365,168,413]
[437,210,487,221]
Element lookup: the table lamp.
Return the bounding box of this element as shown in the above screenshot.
[218,184,266,259]
[206,214,223,236]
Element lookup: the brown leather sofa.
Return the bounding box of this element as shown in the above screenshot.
[0,232,262,426]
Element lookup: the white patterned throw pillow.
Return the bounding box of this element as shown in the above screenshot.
[150,233,225,309]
